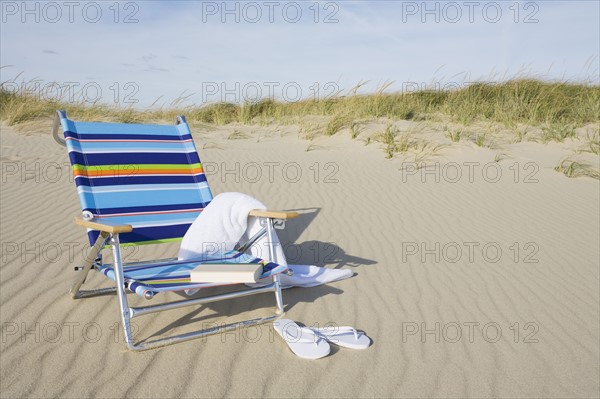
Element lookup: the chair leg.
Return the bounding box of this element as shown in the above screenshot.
[70,232,109,299]
[265,218,285,315]
[273,274,285,315]
[109,234,135,349]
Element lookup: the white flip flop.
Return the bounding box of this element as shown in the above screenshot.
[273,319,330,359]
[310,326,371,349]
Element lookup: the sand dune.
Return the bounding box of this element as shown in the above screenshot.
[1,121,598,398]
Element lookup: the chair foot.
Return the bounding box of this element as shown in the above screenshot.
[71,287,117,299]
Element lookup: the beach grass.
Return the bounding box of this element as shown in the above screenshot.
[2,79,598,129]
[374,124,399,159]
[555,158,600,180]
[585,131,600,155]
[445,126,463,142]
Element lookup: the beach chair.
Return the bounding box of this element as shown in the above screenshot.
[52,110,297,351]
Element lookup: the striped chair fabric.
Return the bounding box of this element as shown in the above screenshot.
[61,117,211,246]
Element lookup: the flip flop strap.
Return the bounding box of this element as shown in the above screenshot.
[314,326,362,340]
[283,326,323,346]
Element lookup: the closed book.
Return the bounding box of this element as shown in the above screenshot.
[189,263,263,283]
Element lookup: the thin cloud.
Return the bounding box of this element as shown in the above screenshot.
[141,54,158,62]
[145,66,169,72]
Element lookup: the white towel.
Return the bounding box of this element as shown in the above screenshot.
[178,192,286,263]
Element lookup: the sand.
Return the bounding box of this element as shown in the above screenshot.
[1,119,598,398]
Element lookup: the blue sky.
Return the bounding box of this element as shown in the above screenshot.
[1,1,598,107]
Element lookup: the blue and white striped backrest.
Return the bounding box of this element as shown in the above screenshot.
[59,112,213,246]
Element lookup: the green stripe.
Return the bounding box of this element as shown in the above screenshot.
[74,163,202,172]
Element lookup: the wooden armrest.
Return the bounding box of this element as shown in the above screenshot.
[74,217,133,234]
[248,210,299,219]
